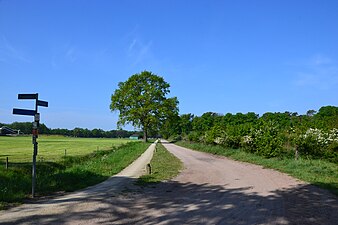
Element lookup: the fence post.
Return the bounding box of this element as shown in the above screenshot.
[146,163,152,174]
[65,149,67,157]
[6,157,8,170]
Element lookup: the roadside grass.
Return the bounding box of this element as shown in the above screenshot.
[175,141,338,195]
[0,141,150,210]
[138,142,183,185]
[0,135,131,163]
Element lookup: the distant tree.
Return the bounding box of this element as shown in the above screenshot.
[314,106,338,129]
[110,71,179,142]
[92,128,103,138]
[315,106,338,118]
[9,122,32,134]
[160,114,181,139]
[72,127,83,137]
[39,123,50,134]
[306,109,317,117]
[192,112,221,132]
[180,113,194,135]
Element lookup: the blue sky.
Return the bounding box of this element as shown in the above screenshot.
[1,0,337,130]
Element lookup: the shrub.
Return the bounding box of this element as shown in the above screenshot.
[241,135,254,152]
[169,134,182,142]
[244,121,283,158]
[187,131,201,142]
[203,125,224,145]
[296,128,338,162]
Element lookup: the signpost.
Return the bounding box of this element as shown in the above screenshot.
[13,93,48,198]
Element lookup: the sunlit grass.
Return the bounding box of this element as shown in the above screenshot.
[138,142,183,185]
[0,135,131,163]
[0,137,150,210]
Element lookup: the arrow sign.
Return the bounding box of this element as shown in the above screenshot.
[13,92,48,199]
[13,108,36,116]
[37,100,48,107]
[18,94,38,100]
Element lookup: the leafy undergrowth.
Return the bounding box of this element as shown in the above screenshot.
[175,141,338,195]
[138,142,183,185]
[0,141,150,210]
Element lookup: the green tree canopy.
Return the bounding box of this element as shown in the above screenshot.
[110,71,179,141]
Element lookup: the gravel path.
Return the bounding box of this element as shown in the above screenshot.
[162,141,338,225]
[0,141,337,225]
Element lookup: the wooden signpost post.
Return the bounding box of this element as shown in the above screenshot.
[13,93,48,198]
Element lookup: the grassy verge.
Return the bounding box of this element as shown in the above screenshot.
[138,142,183,185]
[176,141,338,195]
[0,141,150,210]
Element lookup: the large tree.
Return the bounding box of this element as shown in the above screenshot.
[110,71,179,142]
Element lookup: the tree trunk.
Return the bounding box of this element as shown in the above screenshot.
[143,129,148,142]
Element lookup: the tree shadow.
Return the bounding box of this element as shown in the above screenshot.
[2,176,337,225]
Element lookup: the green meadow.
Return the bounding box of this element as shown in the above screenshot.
[0,135,150,209]
[0,135,131,163]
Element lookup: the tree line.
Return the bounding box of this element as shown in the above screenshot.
[108,71,336,162]
[160,105,338,162]
[0,122,137,138]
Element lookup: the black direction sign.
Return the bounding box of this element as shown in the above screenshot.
[37,100,48,107]
[13,92,48,198]
[18,94,38,100]
[13,108,36,116]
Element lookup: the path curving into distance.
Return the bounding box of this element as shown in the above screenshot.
[161,141,338,225]
[1,140,337,224]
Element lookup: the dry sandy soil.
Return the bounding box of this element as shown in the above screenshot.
[0,141,337,225]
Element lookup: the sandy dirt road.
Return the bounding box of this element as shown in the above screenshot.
[1,141,337,224]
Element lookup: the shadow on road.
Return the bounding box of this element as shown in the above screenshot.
[2,176,337,225]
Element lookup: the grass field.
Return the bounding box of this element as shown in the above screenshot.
[138,141,183,185]
[0,136,151,210]
[176,141,338,195]
[0,135,131,163]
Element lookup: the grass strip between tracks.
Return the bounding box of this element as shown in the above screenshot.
[138,142,183,185]
[0,141,151,210]
[175,141,338,196]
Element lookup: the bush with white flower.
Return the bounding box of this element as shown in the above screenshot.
[241,121,283,158]
[296,128,338,161]
[241,135,254,151]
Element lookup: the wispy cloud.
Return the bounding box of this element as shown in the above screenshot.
[126,37,153,66]
[0,36,30,64]
[293,54,338,90]
[128,39,137,52]
[311,54,333,66]
[65,46,77,63]
[50,44,78,68]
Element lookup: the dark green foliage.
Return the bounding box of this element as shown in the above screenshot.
[110,71,179,142]
[250,121,283,157]
[1,122,135,138]
[326,142,338,163]
[295,128,338,163]
[187,131,202,142]
[167,106,338,161]
[314,106,338,129]
[296,133,322,158]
